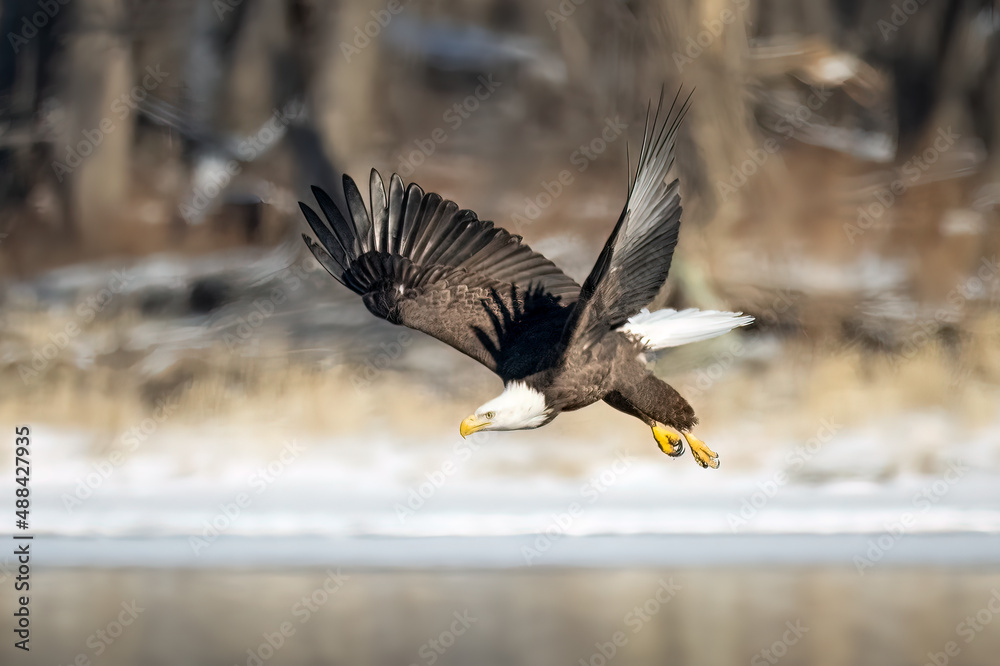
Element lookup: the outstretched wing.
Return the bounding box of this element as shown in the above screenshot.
[561,88,692,351]
[301,170,580,375]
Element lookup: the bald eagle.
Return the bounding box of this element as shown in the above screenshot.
[300,92,752,468]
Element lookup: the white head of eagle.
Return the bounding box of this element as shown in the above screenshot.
[460,382,549,436]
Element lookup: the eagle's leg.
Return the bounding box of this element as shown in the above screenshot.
[603,391,683,455]
[604,375,718,468]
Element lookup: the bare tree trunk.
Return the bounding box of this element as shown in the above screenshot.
[62,0,134,253]
[318,0,383,169]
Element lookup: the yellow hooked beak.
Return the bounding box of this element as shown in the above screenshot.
[460,414,490,438]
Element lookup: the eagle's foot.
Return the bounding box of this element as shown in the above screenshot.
[652,424,684,457]
[684,432,720,469]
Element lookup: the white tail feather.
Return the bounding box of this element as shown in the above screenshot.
[620,308,754,350]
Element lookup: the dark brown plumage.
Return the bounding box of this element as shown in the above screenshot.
[301,90,751,468]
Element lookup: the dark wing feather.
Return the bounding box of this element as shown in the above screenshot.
[343,174,373,252]
[369,167,388,240]
[301,169,580,375]
[562,88,692,351]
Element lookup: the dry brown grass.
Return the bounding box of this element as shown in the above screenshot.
[3,307,998,469]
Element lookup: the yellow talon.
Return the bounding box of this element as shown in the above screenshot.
[652,424,684,457]
[684,432,720,469]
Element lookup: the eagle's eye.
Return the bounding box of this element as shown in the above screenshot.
[484,411,495,420]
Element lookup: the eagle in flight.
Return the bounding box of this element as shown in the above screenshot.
[300,92,752,468]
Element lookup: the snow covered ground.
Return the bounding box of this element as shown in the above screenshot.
[7,417,998,568]
[3,251,999,569]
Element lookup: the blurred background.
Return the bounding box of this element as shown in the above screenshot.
[2,0,1000,664]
